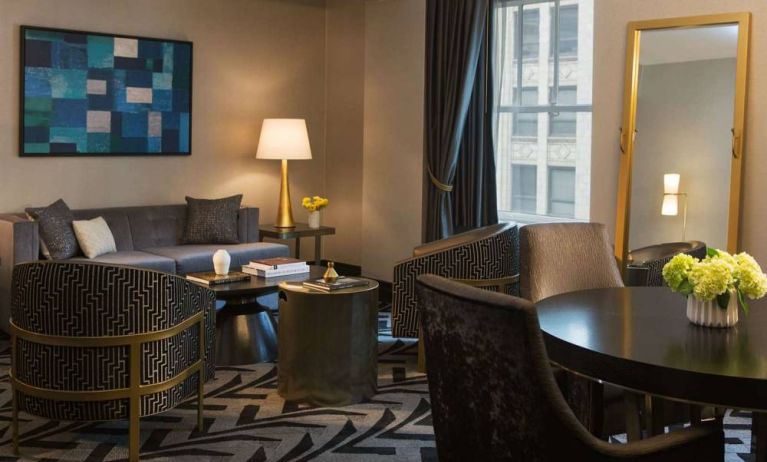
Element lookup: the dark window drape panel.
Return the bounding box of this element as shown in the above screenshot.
[451,11,498,234]
[424,0,490,242]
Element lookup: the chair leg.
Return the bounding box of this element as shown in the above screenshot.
[417,329,426,373]
[197,370,204,431]
[624,392,642,442]
[129,397,139,462]
[11,389,19,455]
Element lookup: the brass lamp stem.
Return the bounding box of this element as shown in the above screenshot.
[276,159,295,228]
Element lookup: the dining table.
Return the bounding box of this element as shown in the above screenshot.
[536,286,767,460]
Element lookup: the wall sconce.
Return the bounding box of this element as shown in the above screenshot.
[661,173,687,240]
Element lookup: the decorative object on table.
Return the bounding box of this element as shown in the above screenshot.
[212,249,231,275]
[663,248,767,327]
[25,198,80,259]
[72,216,117,258]
[256,119,312,228]
[20,26,192,157]
[186,271,251,286]
[661,173,689,240]
[323,261,339,282]
[242,257,309,278]
[183,195,242,244]
[302,196,329,229]
[302,276,369,292]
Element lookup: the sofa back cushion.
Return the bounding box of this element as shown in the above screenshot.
[72,208,134,251]
[127,205,187,249]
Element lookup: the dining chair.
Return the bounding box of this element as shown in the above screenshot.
[519,222,690,439]
[415,274,724,462]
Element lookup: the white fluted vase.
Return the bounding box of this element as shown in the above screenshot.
[308,211,321,229]
[686,292,739,328]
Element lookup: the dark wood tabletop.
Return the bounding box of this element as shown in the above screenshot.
[208,265,326,299]
[536,287,767,411]
[259,223,336,238]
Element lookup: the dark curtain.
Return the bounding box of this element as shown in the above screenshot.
[424,0,490,242]
[452,7,498,234]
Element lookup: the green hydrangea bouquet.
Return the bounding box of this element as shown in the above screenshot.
[662,248,767,314]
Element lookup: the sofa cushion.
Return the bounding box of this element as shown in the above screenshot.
[71,251,176,273]
[145,242,289,274]
[182,195,242,245]
[26,199,80,260]
[72,208,134,251]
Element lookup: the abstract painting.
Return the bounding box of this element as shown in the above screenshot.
[20,26,192,156]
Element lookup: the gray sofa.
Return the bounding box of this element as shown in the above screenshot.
[0,204,289,332]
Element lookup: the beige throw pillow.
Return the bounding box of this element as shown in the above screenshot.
[72,217,117,259]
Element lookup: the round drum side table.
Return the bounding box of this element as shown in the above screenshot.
[277,279,379,406]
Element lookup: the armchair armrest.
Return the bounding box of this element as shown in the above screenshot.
[0,214,40,332]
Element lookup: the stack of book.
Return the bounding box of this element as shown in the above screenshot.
[302,277,369,292]
[186,271,251,286]
[242,257,310,278]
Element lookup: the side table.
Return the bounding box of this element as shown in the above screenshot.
[259,223,336,265]
[277,279,379,406]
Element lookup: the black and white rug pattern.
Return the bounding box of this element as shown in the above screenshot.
[0,312,755,461]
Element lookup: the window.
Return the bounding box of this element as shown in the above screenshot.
[549,86,577,138]
[513,87,538,137]
[514,9,540,59]
[494,0,592,223]
[548,167,576,217]
[512,165,537,212]
[554,5,578,58]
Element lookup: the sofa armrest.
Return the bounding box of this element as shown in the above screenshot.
[0,214,40,332]
[238,207,261,243]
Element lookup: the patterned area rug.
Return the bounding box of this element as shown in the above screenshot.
[0,311,756,461]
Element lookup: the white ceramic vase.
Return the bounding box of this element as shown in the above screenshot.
[308,211,321,229]
[686,292,739,328]
[213,249,231,275]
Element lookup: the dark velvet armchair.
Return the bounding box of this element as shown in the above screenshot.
[415,274,724,462]
[9,261,216,462]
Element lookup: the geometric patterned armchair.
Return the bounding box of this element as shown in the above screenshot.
[9,261,216,462]
[391,222,519,339]
[626,241,707,287]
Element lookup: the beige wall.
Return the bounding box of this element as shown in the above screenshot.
[630,59,735,250]
[593,0,766,263]
[324,0,365,266]
[0,0,327,260]
[361,0,425,281]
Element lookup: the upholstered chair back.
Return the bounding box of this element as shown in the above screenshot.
[10,261,215,421]
[520,223,623,303]
[415,274,724,462]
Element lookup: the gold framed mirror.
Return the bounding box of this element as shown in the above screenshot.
[614,13,751,270]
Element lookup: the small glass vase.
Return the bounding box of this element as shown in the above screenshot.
[308,211,321,229]
[686,292,739,328]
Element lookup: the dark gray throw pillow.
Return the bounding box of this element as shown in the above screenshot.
[26,199,80,260]
[183,195,243,244]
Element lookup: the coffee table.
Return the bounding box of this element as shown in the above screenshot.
[210,265,325,365]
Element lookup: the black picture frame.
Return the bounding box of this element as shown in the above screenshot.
[20,25,193,157]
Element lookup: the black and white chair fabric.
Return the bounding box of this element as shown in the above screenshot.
[391,222,519,338]
[9,261,216,462]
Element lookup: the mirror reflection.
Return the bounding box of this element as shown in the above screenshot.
[628,24,738,252]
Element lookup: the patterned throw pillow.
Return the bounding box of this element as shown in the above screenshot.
[182,195,243,244]
[73,216,117,259]
[25,199,80,260]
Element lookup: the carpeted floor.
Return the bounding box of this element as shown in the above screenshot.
[0,312,756,461]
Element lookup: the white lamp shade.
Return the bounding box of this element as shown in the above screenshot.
[256,119,312,160]
[664,173,680,194]
[661,194,678,216]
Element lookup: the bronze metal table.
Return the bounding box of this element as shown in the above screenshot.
[259,223,336,265]
[537,287,767,459]
[209,266,325,365]
[277,278,379,406]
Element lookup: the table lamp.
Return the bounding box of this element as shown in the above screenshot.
[256,119,312,228]
[661,173,687,240]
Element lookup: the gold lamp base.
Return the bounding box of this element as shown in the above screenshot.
[276,159,295,228]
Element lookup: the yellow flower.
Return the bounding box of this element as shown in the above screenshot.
[662,253,697,294]
[688,258,735,301]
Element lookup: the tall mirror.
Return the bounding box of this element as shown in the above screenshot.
[614,13,750,271]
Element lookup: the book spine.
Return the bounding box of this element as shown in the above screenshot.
[248,262,307,271]
[243,266,309,277]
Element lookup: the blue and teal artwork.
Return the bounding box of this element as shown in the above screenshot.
[20,26,192,156]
